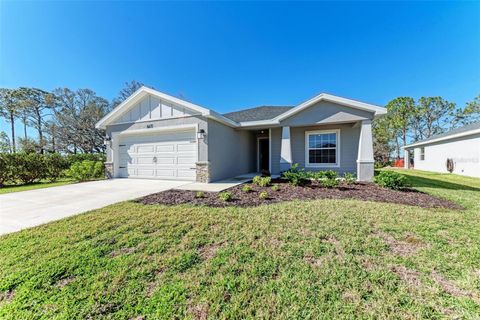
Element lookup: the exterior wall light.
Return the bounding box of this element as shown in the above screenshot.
[104,135,112,146]
[197,129,206,139]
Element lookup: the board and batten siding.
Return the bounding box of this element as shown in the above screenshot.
[270,123,360,175]
[280,101,373,127]
[112,94,200,124]
[411,133,480,178]
[207,120,257,181]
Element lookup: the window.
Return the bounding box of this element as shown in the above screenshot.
[420,147,425,161]
[305,130,340,167]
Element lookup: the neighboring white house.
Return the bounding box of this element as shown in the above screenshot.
[403,122,480,178]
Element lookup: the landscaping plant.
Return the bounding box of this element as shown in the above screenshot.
[282,163,309,186]
[253,175,271,187]
[242,185,252,193]
[319,177,339,188]
[271,184,279,191]
[374,170,408,190]
[219,191,232,202]
[14,152,47,184]
[68,160,105,182]
[195,191,205,198]
[259,191,268,200]
[343,172,356,184]
[44,153,69,182]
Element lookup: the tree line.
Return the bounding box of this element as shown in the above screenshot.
[373,95,480,164]
[0,81,144,154]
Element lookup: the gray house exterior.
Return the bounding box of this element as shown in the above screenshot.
[96,87,386,182]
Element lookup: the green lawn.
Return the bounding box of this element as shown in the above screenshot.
[0,169,479,319]
[0,179,76,194]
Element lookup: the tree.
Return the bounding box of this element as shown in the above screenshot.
[17,87,54,154]
[455,95,480,126]
[372,115,395,164]
[111,80,144,108]
[417,97,456,139]
[0,88,21,153]
[17,137,39,153]
[0,131,11,153]
[53,88,110,153]
[385,97,416,159]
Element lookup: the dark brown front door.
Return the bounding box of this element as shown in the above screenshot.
[259,139,269,172]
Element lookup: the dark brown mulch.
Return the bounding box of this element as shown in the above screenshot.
[136,179,463,210]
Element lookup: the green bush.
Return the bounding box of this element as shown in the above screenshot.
[312,170,338,180]
[242,185,252,193]
[219,191,232,202]
[0,153,13,186]
[68,160,104,181]
[271,184,279,192]
[195,191,205,198]
[343,172,356,184]
[282,163,309,186]
[374,171,408,190]
[44,153,69,182]
[14,153,47,184]
[252,176,271,187]
[259,191,268,200]
[65,153,106,167]
[319,178,339,188]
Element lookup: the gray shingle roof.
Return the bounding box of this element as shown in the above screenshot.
[223,106,293,122]
[410,121,480,145]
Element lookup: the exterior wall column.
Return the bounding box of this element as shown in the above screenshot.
[356,120,374,181]
[280,126,292,172]
[404,149,409,169]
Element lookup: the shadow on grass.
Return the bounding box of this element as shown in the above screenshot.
[400,173,480,192]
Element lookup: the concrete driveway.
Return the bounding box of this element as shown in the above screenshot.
[0,179,188,235]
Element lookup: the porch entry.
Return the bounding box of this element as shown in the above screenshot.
[257,137,270,172]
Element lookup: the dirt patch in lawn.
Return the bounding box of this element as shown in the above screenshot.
[136,179,462,209]
[377,232,429,257]
[55,276,76,288]
[431,270,479,302]
[197,243,222,261]
[0,290,15,304]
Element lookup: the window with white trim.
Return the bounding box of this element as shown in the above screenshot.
[420,147,425,160]
[305,130,339,166]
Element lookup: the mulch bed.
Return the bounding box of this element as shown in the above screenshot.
[136,179,463,210]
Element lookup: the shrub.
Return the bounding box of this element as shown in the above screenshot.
[219,191,232,202]
[65,153,106,167]
[242,185,252,193]
[343,172,356,184]
[44,153,69,182]
[259,191,268,200]
[0,153,14,187]
[282,163,309,186]
[68,160,104,181]
[252,176,271,187]
[374,171,408,190]
[14,153,47,184]
[271,184,279,192]
[319,178,339,188]
[195,191,205,198]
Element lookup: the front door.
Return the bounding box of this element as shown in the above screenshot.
[259,138,269,172]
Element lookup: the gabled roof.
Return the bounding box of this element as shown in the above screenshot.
[223,106,293,122]
[95,88,386,129]
[404,121,480,148]
[95,86,238,129]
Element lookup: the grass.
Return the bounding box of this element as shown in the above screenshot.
[0,169,479,319]
[0,179,76,194]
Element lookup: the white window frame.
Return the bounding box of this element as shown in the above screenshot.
[420,147,425,161]
[305,129,340,168]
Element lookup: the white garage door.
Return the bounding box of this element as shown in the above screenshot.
[118,130,197,180]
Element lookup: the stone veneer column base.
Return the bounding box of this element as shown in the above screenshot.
[356,160,374,182]
[196,161,210,183]
[105,162,114,179]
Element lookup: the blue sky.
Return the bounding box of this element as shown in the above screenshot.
[1,1,479,138]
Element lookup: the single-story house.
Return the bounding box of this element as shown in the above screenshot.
[95,87,386,182]
[403,122,480,178]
